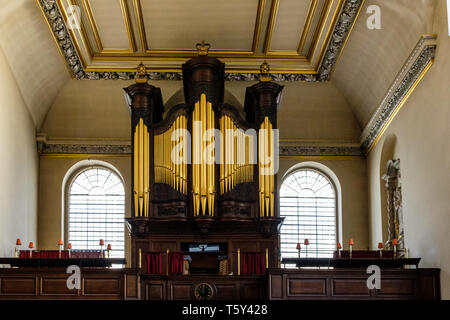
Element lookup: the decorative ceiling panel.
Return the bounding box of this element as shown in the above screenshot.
[140,0,259,52]
[38,0,365,81]
[268,0,311,52]
[85,0,134,51]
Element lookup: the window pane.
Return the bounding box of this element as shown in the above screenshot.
[68,168,125,258]
[280,169,336,259]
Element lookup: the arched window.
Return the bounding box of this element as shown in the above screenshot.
[68,167,125,258]
[280,168,336,259]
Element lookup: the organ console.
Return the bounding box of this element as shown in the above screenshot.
[124,43,284,272]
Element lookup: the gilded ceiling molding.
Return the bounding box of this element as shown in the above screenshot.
[317,0,365,81]
[38,0,364,82]
[360,36,437,153]
[38,0,85,79]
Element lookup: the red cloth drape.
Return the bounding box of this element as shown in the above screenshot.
[146,253,162,274]
[242,252,266,275]
[168,252,184,274]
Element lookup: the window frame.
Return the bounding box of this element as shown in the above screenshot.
[279,167,338,259]
[64,165,126,258]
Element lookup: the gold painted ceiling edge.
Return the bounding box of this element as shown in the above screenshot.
[36,0,365,81]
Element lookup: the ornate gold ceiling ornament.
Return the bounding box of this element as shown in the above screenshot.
[259,61,272,82]
[135,62,148,83]
[196,41,211,56]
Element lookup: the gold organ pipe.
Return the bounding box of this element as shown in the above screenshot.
[220,117,225,194]
[207,100,214,216]
[133,123,139,216]
[258,117,275,217]
[200,94,207,215]
[191,94,216,216]
[237,248,241,276]
[133,118,150,217]
[144,121,149,217]
[153,115,187,195]
[218,115,255,195]
[193,100,200,216]
[138,119,144,216]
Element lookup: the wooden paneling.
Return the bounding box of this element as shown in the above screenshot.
[268,269,440,300]
[288,278,327,296]
[0,269,139,300]
[0,268,440,300]
[125,273,140,299]
[41,277,78,296]
[215,284,235,300]
[332,279,370,296]
[170,284,192,300]
[83,278,121,296]
[141,275,264,300]
[145,282,165,300]
[378,279,414,296]
[1,277,36,295]
[269,274,282,299]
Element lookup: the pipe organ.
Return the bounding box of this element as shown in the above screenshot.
[124,43,284,272]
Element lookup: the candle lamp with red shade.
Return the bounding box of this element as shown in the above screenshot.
[296,243,301,258]
[58,239,63,258]
[99,239,105,257]
[336,242,342,258]
[107,244,112,258]
[378,242,383,258]
[28,242,34,258]
[15,238,22,258]
[304,239,309,258]
[348,238,354,259]
[392,238,398,258]
[67,243,72,258]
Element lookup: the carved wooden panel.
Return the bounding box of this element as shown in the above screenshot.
[378,279,414,296]
[269,274,283,299]
[170,284,192,300]
[83,278,121,296]
[145,282,165,300]
[41,277,78,296]
[215,284,236,300]
[125,274,139,299]
[288,278,327,296]
[0,277,36,295]
[332,279,370,296]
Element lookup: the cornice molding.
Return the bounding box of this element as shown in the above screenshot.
[39,142,362,157]
[40,143,131,155]
[279,145,363,157]
[38,0,364,82]
[360,36,437,153]
[317,0,365,81]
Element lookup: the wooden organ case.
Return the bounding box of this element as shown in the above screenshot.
[124,46,284,276]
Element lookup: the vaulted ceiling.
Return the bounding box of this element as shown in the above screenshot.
[0,0,441,136]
